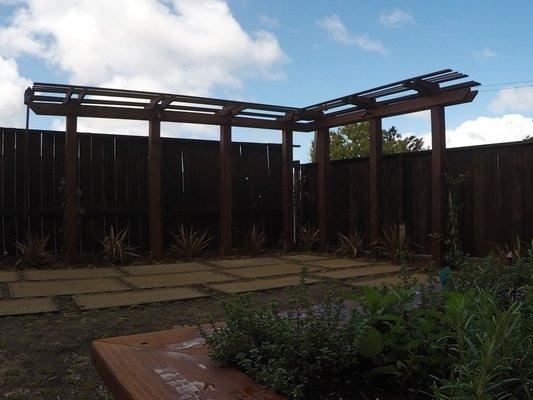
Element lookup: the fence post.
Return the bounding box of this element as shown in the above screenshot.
[65,114,79,264]
[282,129,294,251]
[431,105,446,268]
[220,123,232,256]
[148,118,163,259]
[317,127,330,252]
[369,118,382,257]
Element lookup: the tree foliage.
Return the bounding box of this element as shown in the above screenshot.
[310,122,426,161]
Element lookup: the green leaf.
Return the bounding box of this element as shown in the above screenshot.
[359,327,384,358]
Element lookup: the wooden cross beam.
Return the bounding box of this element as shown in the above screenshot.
[403,78,442,95]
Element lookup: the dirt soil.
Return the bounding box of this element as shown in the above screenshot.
[0,281,348,400]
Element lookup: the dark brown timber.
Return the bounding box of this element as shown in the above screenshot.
[148,119,163,259]
[317,128,330,252]
[220,124,232,256]
[369,118,383,256]
[281,130,294,251]
[65,114,79,264]
[431,106,446,267]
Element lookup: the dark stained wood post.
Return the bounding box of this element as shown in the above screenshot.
[281,129,294,251]
[369,118,382,256]
[317,128,330,252]
[219,123,232,256]
[65,114,79,264]
[431,105,446,267]
[148,118,163,259]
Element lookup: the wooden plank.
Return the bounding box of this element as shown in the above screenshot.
[65,115,79,264]
[316,128,330,251]
[430,106,446,267]
[368,119,382,255]
[1,130,17,254]
[148,119,163,258]
[281,130,294,251]
[78,134,93,253]
[40,133,56,251]
[219,124,232,256]
[27,131,42,236]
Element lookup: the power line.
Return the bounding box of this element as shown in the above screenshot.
[480,79,533,88]
[477,83,533,93]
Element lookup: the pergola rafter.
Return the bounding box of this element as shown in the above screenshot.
[24,69,479,266]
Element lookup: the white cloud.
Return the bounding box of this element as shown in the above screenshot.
[379,9,414,28]
[0,56,31,127]
[489,87,533,113]
[260,15,279,28]
[0,0,287,133]
[416,114,533,148]
[472,47,496,60]
[316,14,388,55]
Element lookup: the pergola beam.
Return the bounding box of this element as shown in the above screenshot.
[316,127,330,252]
[281,129,294,251]
[369,118,382,257]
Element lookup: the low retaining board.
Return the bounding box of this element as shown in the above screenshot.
[92,326,284,399]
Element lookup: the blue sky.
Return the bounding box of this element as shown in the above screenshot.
[1,0,532,162]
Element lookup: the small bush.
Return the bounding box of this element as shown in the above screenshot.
[15,232,52,268]
[101,226,136,265]
[334,228,364,259]
[377,222,421,261]
[170,224,212,259]
[243,225,267,252]
[296,225,319,251]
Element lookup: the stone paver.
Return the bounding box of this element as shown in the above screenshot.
[25,267,123,281]
[121,262,212,276]
[307,259,373,269]
[9,278,128,298]
[73,287,207,310]
[0,271,18,282]
[209,257,282,268]
[281,254,331,262]
[207,276,319,294]
[314,264,401,280]
[347,273,431,287]
[226,263,319,279]
[123,271,234,289]
[0,298,58,316]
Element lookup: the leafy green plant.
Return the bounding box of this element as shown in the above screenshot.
[101,226,136,265]
[296,225,319,251]
[377,222,421,261]
[170,224,212,259]
[15,232,52,268]
[433,290,531,399]
[243,225,267,252]
[334,228,364,259]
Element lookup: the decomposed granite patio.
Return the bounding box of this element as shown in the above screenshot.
[73,287,207,310]
[9,278,128,298]
[123,271,234,289]
[121,262,212,276]
[281,254,331,262]
[347,273,432,287]
[209,257,282,268]
[207,276,319,294]
[307,259,376,269]
[225,263,319,278]
[314,264,401,280]
[0,297,58,316]
[24,267,124,281]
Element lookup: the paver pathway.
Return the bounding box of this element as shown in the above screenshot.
[0,255,426,315]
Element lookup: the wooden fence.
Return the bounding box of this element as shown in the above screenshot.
[298,141,533,256]
[0,128,282,255]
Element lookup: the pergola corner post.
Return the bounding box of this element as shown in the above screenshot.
[430,105,446,268]
[281,130,294,252]
[369,118,383,257]
[148,118,163,259]
[317,128,330,252]
[65,114,79,264]
[220,123,232,256]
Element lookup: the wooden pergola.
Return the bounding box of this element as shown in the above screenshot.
[24,69,479,266]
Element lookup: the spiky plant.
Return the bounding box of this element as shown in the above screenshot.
[334,229,365,259]
[243,225,267,253]
[378,222,421,261]
[296,225,319,251]
[170,224,212,259]
[15,232,52,268]
[101,226,137,265]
